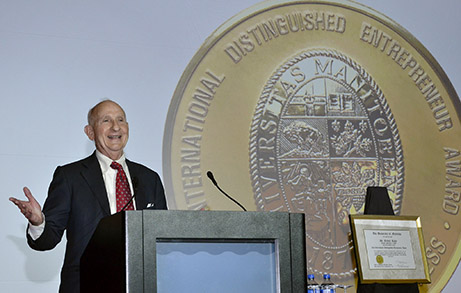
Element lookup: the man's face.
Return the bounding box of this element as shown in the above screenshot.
[85,101,129,160]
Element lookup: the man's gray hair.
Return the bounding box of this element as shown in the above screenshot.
[87,99,126,126]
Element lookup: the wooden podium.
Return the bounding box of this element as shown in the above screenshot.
[80,210,306,292]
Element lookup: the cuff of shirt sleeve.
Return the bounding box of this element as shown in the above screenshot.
[28,213,45,241]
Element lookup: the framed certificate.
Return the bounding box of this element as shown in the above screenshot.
[350,215,431,284]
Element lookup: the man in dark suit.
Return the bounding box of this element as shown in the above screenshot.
[9,100,167,292]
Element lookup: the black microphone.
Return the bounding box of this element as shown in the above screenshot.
[206,171,247,211]
[121,177,138,212]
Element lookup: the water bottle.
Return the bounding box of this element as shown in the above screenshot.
[307,274,320,293]
[320,274,335,293]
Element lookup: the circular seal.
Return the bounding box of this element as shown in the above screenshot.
[376,255,384,264]
[163,1,461,291]
[249,49,404,278]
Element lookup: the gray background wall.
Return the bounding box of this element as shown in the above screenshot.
[1,0,459,291]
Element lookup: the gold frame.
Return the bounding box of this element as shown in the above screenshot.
[350,215,431,284]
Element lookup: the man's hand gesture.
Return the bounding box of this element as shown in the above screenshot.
[10,187,44,226]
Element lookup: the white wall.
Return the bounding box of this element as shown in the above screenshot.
[1,0,459,291]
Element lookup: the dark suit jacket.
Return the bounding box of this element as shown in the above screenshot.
[26,152,167,292]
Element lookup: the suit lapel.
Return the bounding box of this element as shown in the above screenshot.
[126,160,147,210]
[80,153,111,216]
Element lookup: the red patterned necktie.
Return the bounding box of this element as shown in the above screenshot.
[110,161,134,212]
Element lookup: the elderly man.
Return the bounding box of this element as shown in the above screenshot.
[9,100,167,292]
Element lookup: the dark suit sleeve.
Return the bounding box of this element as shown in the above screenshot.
[27,166,71,251]
[130,161,168,211]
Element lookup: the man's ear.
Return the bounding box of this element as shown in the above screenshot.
[84,125,95,141]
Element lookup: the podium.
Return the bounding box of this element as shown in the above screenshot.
[80,210,306,292]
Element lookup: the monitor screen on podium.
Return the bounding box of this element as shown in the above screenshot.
[156,240,278,292]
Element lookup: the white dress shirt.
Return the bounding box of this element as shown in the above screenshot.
[95,150,135,214]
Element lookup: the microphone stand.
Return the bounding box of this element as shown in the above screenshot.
[207,171,247,211]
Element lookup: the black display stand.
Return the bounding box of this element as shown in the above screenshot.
[80,210,307,292]
[356,187,419,293]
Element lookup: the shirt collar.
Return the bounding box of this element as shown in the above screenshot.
[95,150,127,172]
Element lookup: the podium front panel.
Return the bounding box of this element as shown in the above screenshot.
[81,210,306,292]
[142,210,306,293]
